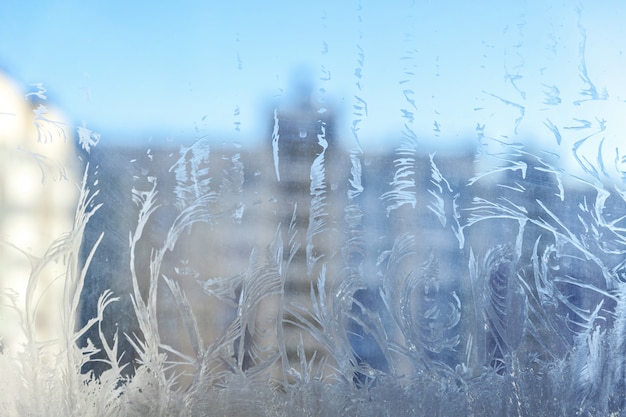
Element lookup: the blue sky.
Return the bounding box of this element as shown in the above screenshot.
[1,0,625,155]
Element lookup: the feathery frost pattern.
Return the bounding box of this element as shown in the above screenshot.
[5,135,626,416]
[4,6,626,415]
[380,130,418,215]
[171,139,213,211]
[306,124,329,275]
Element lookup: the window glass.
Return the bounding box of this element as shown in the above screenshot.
[1,1,626,415]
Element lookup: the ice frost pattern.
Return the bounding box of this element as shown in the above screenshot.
[3,7,626,417]
[4,121,626,416]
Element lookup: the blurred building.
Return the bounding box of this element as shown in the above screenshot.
[78,72,350,375]
[77,72,605,381]
[0,73,80,353]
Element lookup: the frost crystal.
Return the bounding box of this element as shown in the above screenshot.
[77,125,101,153]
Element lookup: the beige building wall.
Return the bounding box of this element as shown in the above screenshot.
[0,73,79,352]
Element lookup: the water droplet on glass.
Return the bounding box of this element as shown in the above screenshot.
[299,128,307,138]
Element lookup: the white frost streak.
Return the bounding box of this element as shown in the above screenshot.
[428,154,465,248]
[272,108,281,182]
[170,139,212,210]
[77,125,101,153]
[380,128,418,215]
[348,151,364,200]
[306,125,328,274]
[428,154,452,227]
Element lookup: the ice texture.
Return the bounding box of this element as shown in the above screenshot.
[3,120,626,417]
[3,3,626,417]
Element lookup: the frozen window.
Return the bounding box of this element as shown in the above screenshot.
[1,1,626,415]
